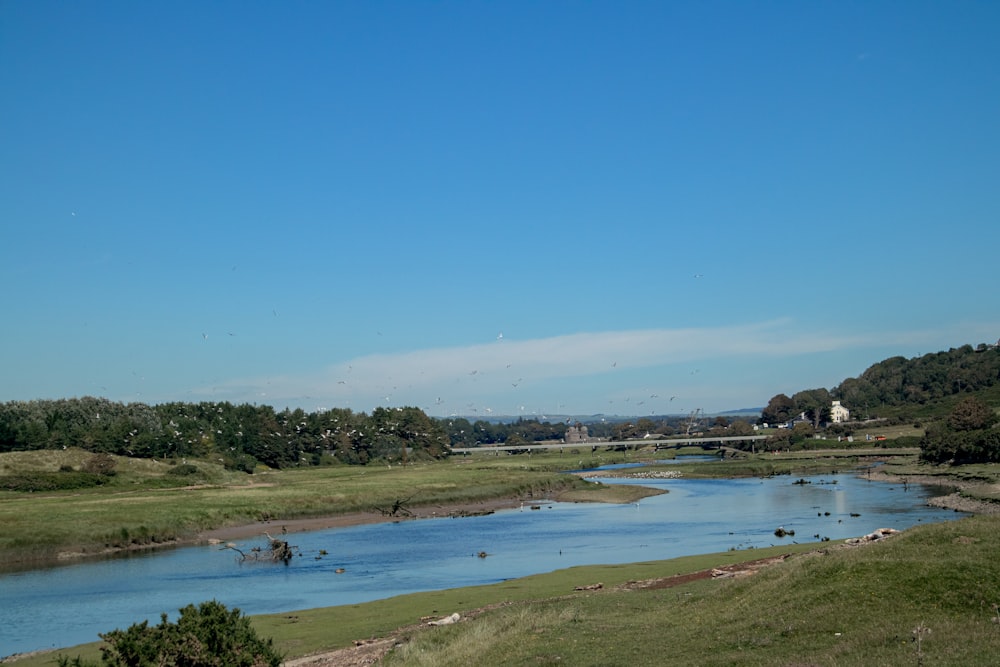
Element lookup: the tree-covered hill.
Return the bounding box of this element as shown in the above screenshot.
[837,342,1000,419]
[758,341,1000,464]
[762,342,1000,427]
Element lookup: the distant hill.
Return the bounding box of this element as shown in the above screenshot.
[714,407,763,417]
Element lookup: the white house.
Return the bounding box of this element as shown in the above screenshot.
[830,400,850,423]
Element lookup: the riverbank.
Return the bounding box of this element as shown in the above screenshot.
[867,470,1000,515]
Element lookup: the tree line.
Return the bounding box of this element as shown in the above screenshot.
[0,398,449,469]
[0,396,760,470]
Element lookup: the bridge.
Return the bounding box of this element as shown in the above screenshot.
[450,435,767,455]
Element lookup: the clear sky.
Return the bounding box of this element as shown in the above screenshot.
[2,1,998,419]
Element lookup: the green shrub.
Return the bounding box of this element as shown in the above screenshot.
[64,600,284,666]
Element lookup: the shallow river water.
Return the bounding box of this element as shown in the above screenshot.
[0,465,961,656]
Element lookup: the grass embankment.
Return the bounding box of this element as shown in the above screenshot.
[374,514,1000,667]
[0,448,653,568]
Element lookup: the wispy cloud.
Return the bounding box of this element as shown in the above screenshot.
[185,318,1000,413]
[190,319,860,407]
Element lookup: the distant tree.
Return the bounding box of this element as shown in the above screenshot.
[920,396,1000,464]
[948,396,996,431]
[761,394,794,425]
[727,420,754,436]
[791,422,815,442]
[791,388,831,427]
[505,432,527,447]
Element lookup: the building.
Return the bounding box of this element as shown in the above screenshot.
[830,400,850,423]
[565,423,590,443]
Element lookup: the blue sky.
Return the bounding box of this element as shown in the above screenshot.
[2,1,998,419]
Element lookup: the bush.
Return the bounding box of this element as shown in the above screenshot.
[94,600,282,666]
[166,463,200,477]
[0,471,110,492]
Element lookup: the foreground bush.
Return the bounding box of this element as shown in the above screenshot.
[59,600,282,667]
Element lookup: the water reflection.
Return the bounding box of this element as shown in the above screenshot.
[0,469,962,656]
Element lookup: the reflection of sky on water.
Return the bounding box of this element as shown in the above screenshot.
[0,472,962,656]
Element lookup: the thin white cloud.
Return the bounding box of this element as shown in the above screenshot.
[191,320,846,403]
[187,318,1000,413]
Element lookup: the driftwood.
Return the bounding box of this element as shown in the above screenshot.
[222,532,294,565]
[373,495,415,517]
[574,583,603,591]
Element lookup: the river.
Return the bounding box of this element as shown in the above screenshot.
[0,464,961,657]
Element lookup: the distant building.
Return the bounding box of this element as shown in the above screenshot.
[830,400,850,423]
[565,423,590,443]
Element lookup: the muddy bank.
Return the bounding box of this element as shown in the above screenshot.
[197,496,526,543]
